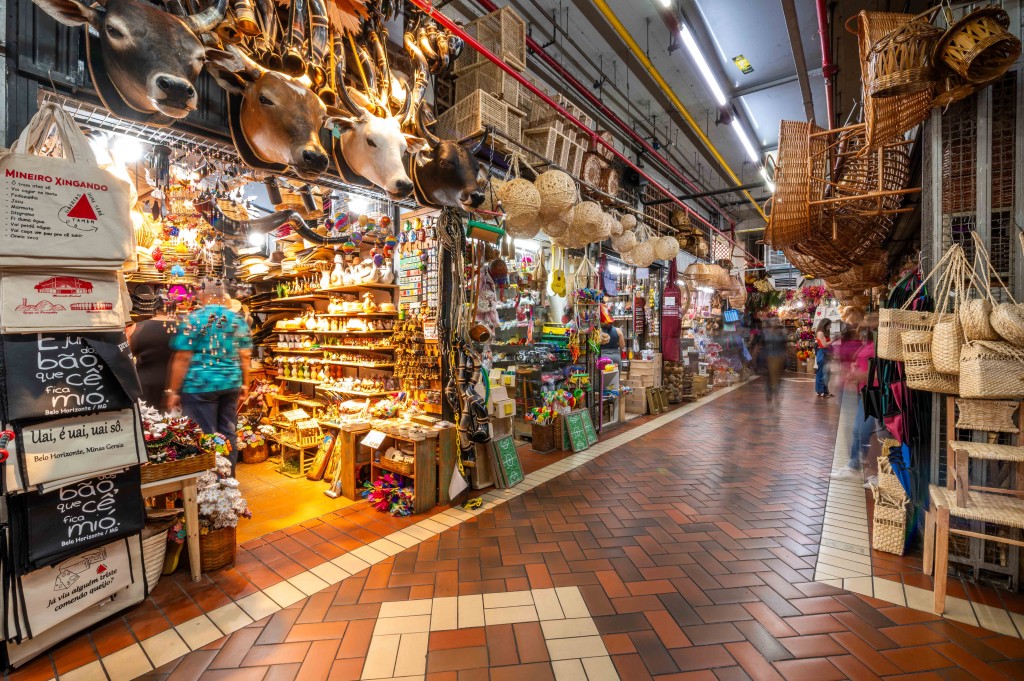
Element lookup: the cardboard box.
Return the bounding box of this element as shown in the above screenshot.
[488,386,509,402]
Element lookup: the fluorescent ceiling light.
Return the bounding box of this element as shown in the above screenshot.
[658,0,672,6]
[348,194,369,215]
[731,119,760,164]
[513,238,542,252]
[249,231,265,247]
[679,23,727,107]
[759,167,775,193]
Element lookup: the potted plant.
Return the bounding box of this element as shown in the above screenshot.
[196,452,251,572]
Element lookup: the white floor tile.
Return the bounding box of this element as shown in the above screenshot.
[140,628,189,668]
[264,580,306,608]
[236,591,281,621]
[351,544,390,565]
[379,599,432,618]
[484,605,538,626]
[551,659,588,681]
[582,655,621,681]
[100,644,152,680]
[555,587,590,619]
[541,618,600,639]
[333,553,373,575]
[484,591,534,609]
[843,576,874,597]
[362,633,400,680]
[373,615,432,635]
[393,632,428,677]
[368,538,405,556]
[872,577,906,607]
[311,560,350,585]
[546,635,608,660]
[289,570,331,596]
[430,596,458,631]
[533,588,565,621]
[57,660,106,681]
[972,602,1020,637]
[176,614,222,650]
[457,594,484,628]
[207,602,254,635]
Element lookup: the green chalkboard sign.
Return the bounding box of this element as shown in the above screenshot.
[582,410,598,446]
[491,436,524,487]
[565,412,589,452]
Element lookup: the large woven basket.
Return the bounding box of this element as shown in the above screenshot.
[931,313,962,375]
[878,307,936,361]
[200,526,238,572]
[934,6,1021,85]
[955,398,1020,433]
[902,330,960,394]
[871,484,909,555]
[142,530,169,590]
[848,11,935,150]
[241,443,269,464]
[764,121,827,249]
[959,340,1024,399]
[783,246,849,279]
[867,12,944,98]
[141,451,215,484]
[960,298,1000,341]
[991,303,1024,347]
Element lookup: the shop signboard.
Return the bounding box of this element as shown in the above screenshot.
[10,467,145,571]
[564,411,590,452]
[581,411,598,446]
[361,430,386,450]
[0,331,141,421]
[11,537,136,640]
[15,407,145,487]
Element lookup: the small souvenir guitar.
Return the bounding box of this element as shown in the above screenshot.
[550,247,566,297]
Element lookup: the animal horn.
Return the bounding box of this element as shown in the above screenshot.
[185,0,228,34]
[333,39,370,118]
[416,105,441,146]
[226,43,268,78]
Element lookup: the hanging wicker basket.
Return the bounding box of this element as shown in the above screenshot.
[871,484,909,555]
[867,11,944,98]
[933,6,1022,85]
[959,340,1024,399]
[200,525,238,572]
[902,330,960,394]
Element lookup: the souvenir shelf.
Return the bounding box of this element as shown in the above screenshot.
[394,317,443,415]
[364,432,438,514]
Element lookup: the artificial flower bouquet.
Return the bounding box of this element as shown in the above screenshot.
[196,454,252,533]
[140,401,204,464]
[361,472,414,517]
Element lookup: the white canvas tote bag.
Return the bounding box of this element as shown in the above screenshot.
[0,102,133,268]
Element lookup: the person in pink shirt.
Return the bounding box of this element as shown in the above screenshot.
[832,326,878,480]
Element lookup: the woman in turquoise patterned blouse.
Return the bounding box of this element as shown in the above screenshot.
[166,281,252,473]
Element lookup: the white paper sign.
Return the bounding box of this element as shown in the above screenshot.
[361,430,386,450]
[18,408,145,487]
[16,538,135,638]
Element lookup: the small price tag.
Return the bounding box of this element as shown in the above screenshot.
[361,430,386,450]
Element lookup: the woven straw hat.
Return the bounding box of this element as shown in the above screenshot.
[536,170,578,217]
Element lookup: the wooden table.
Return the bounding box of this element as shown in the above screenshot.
[320,422,372,500]
[142,471,203,582]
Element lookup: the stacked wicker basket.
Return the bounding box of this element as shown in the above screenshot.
[436,7,528,151]
[521,91,590,177]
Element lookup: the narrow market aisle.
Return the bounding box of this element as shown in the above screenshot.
[37,378,1024,681]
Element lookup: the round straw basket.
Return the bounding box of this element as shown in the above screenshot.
[933,6,1022,84]
[961,299,1001,341]
[767,121,826,249]
[902,330,960,394]
[991,303,1024,347]
[241,442,269,464]
[580,152,603,187]
[959,340,1024,399]
[200,526,238,572]
[499,179,542,225]
[867,15,944,98]
[955,398,1020,433]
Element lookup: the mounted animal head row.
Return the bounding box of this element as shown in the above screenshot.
[34,0,228,118]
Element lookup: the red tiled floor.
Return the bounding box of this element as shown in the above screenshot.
[14,379,1024,680]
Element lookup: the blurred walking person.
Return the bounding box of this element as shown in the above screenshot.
[815,318,835,398]
[762,318,787,401]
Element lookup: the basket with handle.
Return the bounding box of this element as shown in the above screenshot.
[847,11,936,150]
[200,525,238,572]
[959,340,1024,399]
[933,5,1021,85]
[867,7,944,98]
[764,121,827,249]
[877,244,964,361]
[902,330,960,394]
[931,244,971,374]
[871,483,909,555]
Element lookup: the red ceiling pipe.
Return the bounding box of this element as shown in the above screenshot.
[411,0,761,264]
[473,0,734,227]
[816,0,836,129]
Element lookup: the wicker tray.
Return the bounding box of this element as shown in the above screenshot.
[141,451,215,484]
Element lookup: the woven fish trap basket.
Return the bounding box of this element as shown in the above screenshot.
[782,246,849,279]
[955,398,1020,433]
[848,11,935,150]
[934,6,1021,85]
[868,12,944,98]
[764,120,826,249]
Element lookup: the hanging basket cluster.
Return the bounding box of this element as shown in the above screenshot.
[612,218,678,267]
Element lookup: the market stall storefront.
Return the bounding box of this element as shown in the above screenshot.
[0,0,760,674]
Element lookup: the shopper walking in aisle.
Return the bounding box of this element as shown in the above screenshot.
[814,318,834,398]
[832,326,879,480]
[166,280,252,474]
[129,313,176,410]
[762,318,787,401]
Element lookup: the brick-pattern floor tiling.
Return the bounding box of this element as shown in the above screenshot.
[12,377,1024,680]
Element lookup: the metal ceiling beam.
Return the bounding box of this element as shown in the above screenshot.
[732,69,825,98]
[644,181,766,205]
[779,0,816,122]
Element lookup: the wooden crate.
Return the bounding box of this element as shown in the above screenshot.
[436,90,523,145]
[566,139,586,177]
[455,61,523,109]
[456,7,527,74]
[524,126,574,167]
